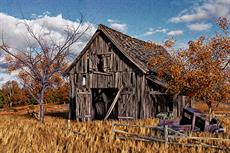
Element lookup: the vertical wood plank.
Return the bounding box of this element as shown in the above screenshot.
[141,75,146,118]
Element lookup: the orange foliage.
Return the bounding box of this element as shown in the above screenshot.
[44,82,69,104]
[1,81,29,107]
[0,80,69,107]
[148,17,230,113]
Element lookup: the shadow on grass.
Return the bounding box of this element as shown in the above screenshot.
[45,111,69,119]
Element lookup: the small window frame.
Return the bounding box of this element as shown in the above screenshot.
[82,75,86,86]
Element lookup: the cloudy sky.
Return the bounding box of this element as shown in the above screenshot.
[0,0,230,85]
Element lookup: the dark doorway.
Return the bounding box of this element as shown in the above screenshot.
[156,95,173,113]
[97,55,104,72]
[151,95,173,115]
[91,88,118,120]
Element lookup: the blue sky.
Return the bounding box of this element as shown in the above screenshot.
[0,0,230,85]
[1,0,229,43]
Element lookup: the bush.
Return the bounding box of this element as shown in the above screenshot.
[0,91,4,108]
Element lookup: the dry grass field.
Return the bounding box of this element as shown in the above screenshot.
[0,104,230,153]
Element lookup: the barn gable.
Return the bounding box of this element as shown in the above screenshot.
[65,24,169,76]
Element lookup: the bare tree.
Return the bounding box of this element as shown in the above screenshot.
[0,16,90,122]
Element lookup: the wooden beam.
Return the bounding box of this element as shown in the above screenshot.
[141,75,146,118]
[69,73,76,120]
[92,71,112,76]
[149,91,167,95]
[96,52,113,55]
[99,26,149,74]
[76,115,91,119]
[104,85,124,120]
[76,92,91,95]
[120,92,135,115]
[64,31,100,75]
[146,76,167,88]
[118,116,134,120]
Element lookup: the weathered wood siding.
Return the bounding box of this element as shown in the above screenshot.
[69,32,148,120]
[69,32,174,120]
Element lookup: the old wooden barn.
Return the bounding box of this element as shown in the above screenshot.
[65,24,186,121]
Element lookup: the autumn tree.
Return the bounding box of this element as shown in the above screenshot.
[1,80,27,107]
[0,80,33,108]
[45,82,69,104]
[0,16,90,122]
[148,17,230,117]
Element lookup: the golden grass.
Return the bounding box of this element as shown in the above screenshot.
[0,115,229,153]
[193,102,230,114]
[0,104,68,115]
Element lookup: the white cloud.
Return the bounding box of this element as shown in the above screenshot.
[169,0,230,23]
[0,12,97,86]
[0,13,96,54]
[187,22,212,31]
[110,23,128,33]
[0,73,18,87]
[167,30,184,36]
[107,19,119,23]
[143,27,168,36]
[107,19,128,33]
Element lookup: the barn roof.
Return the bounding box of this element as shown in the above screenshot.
[65,24,170,75]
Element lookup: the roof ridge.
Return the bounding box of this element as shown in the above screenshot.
[98,24,149,73]
[98,24,166,51]
[98,24,148,44]
[98,23,170,73]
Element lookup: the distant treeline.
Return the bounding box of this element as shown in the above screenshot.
[0,80,69,108]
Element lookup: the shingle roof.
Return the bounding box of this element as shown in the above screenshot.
[65,24,170,75]
[98,24,170,73]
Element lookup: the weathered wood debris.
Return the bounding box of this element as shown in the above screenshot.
[112,123,230,151]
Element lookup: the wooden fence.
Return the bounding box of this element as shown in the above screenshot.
[112,123,230,151]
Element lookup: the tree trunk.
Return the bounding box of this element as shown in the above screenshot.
[39,90,45,122]
[39,102,45,122]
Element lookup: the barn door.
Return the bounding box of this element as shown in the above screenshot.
[91,88,118,120]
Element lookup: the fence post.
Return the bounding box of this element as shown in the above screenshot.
[67,119,71,130]
[164,125,169,152]
[67,119,71,135]
[112,123,115,139]
[164,125,168,144]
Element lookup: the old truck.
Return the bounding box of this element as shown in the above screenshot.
[159,107,225,133]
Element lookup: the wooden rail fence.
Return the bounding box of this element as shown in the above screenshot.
[112,123,230,151]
